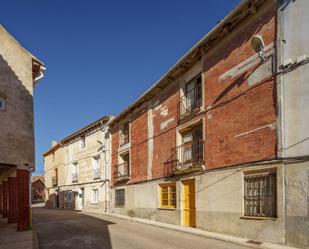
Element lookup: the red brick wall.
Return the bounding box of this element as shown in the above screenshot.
[152,82,179,178]
[130,107,148,183]
[111,2,277,184]
[204,4,277,169]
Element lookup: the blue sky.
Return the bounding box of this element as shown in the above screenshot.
[1,0,239,175]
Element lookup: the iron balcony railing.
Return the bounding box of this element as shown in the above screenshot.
[72,172,78,183]
[93,168,101,179]
[114,163,130,181]
[51,176,58,186]
[164,139,204,176]
[178,86,202,121]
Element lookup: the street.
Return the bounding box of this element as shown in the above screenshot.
[32,207,250,249]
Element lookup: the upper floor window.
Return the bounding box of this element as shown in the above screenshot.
[93,156,101,179]
[80,136,86,150]
[179,75,202,120]
[244,172,277,218]
[0,96,7,111]
[120,122,129,146]
[72,162,78,182]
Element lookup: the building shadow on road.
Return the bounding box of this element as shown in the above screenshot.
[32,206,115,249]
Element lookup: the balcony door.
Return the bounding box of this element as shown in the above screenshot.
[181,125,203,164]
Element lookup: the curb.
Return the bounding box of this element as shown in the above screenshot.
[82,211,299,249]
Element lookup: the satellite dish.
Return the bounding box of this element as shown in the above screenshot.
[251,35,265,60]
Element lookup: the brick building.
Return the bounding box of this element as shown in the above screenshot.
[0,25,45,231]
[109,0,309,248]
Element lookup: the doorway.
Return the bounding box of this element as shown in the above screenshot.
[182,179,196,227]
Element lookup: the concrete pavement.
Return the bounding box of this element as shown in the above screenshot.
[32,207,251,249]
[0,218,33,249]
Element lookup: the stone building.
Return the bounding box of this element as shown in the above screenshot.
[109,0,309,248]
[44,116,113,213]
[0,25,45,230]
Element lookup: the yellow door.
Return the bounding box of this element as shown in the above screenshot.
[182,180,196,227]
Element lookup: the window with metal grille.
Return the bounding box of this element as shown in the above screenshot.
[115,189,125,206]
[160,183,176,208]
[244,173,276,217]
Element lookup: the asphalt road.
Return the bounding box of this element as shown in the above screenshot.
[32,207,250,249]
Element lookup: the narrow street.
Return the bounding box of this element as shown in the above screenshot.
[32,207,250,249]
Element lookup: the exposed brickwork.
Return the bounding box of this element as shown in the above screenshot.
[203,4,277,169]
[152,82,179,178]
[111,3,277,185]
[130,107,148,183]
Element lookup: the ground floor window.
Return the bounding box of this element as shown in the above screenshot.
[159,183,176,208]
[115,189,125,206]
[244,172,276,217]
[92,189,98,203]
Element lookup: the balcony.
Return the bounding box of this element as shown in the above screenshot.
[93,168,101,180]
[178,86,202,122]
[164,139,204,176]
[114,163,130,182]
[51,176,58,187]
[72,172,78,183]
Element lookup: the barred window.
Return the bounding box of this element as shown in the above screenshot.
[160,183,176,208]
[244,172,276,217]
[115,189,125,206]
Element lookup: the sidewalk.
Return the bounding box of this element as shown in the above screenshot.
[0,218,34,249]
[83,211,299,249]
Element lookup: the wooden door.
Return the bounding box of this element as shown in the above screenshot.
[182,180,196,227]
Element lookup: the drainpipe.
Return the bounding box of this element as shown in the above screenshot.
[34,66,46,83]
[100,121,109,212]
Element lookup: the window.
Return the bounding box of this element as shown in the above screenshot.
[244,172,276,217]
[93,156,101,179]
[0,97,6,111]
[115,189,125,206]
[179,125,203,165]
[179,75,202,119]
[72,162,78,182]
[80,136,86,149]
[120,122,129,146]
[160,183,176,208]
[92,189,99,203]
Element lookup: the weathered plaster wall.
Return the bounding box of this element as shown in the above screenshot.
[278,0,309,157]
[196,164,284,244]
[285,162,309,248]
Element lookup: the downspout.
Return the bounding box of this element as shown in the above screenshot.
[100,121,109,212]
[34,66,46,83]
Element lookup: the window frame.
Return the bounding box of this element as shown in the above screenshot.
[115,189,125,207]
[159,183,176,209]
[243,171,277,218]
[119,122,130,146]
[91,189,99,204]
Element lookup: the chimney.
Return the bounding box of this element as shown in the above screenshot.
[51,140,58,148]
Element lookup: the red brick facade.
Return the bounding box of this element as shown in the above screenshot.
[111,2,277,186]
